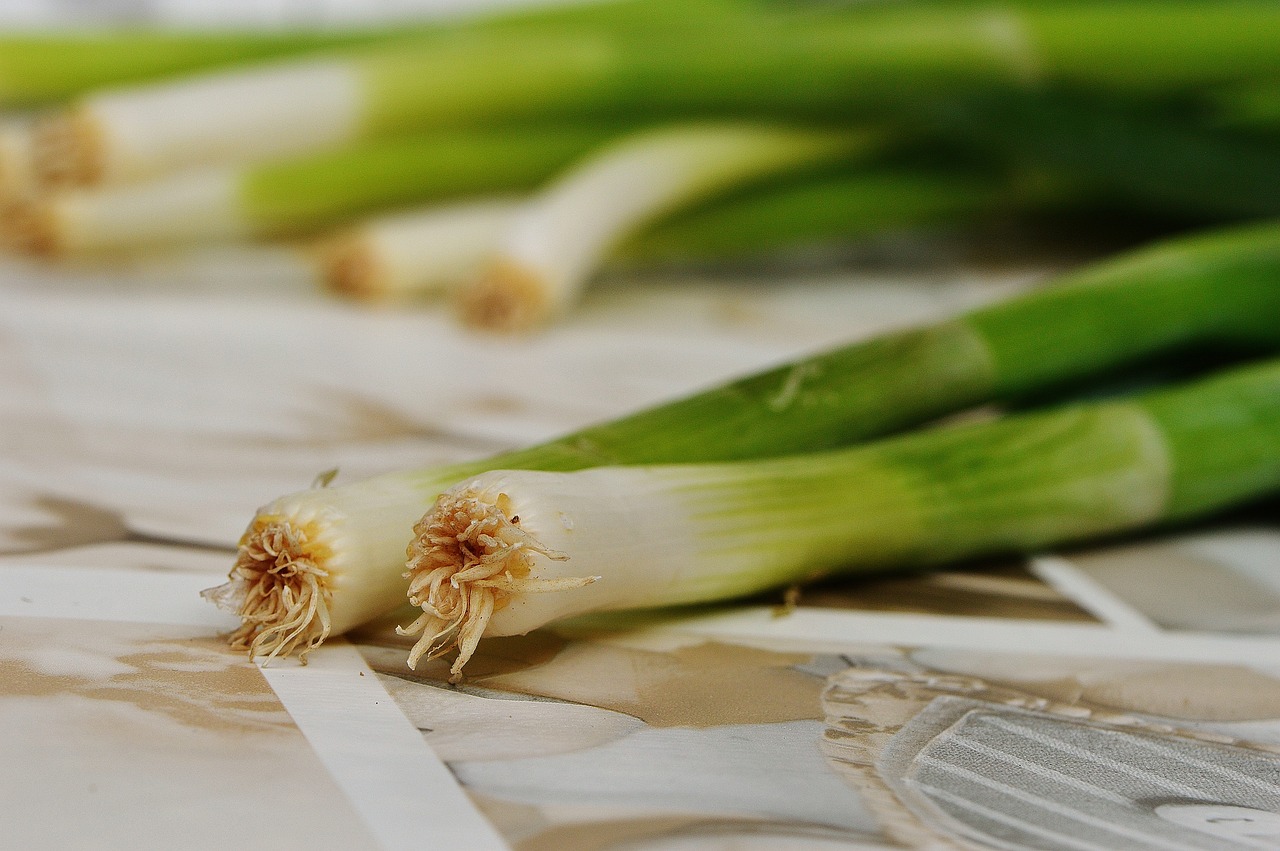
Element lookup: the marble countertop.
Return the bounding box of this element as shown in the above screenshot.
[4,246,1279,850]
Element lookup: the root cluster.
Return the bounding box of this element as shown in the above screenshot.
[399,488,588,681]
[206,517,333,664]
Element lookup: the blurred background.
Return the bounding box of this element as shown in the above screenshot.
[5,0,1278,319]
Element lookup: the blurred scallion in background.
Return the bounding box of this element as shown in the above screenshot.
[455,121,886,331]
[2,125,623,254]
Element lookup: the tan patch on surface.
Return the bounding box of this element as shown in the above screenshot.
[1,625,291,733]
[466,791,550,847]
[0,197,62,255]
[518,816,710,851]
[1072,664,1280,722]
[316,232,387,301]
[304,391,457,444]
[482,639,824,728]
[359,617,823,727]
[358,629,569,682]
[0,618,377,847]
[459,393,527,416]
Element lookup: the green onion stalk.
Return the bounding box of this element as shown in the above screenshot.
[2,126,624,255]
[0,28,410,109]
[35,2,1280,188]
[0,0,753,109]
[404,356,1280,679]
[616,166,1028,264]
[1209,79,1280,136]
[318,166,1023,302]
[456,121,885,332]
[915,87,1280,221]
[203,219,1280,663]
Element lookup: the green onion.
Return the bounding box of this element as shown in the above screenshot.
[36,2,1280,187]
[1210,80,1280,135]
[319,167,1021,302]
[916,88,1280,221]
[0,28,420,109]
[4,126,619,255]
[203,219,1280,662]
[402,356,1280,678]
[616,166,1031,264]
[455,122,884,331]
[27,0,756,187]
[319,196,521,302]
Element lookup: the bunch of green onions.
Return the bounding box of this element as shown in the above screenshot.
[26,2,1280,188]
[3,1,1280,328]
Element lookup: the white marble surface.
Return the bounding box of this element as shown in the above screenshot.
[4,245,1280,849]
[0,248,1032,849]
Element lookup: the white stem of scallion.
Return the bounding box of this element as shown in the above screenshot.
[316,196,520,301]
[9,126,616,256]
[33,59,364,188]
[3,167,247,256]
[457,121,881,331]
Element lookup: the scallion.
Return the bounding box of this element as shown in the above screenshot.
[319,196,520,302]
[0,27,420,109]
[455,122,884,331]
[613,166,1031,264]
[4,126,619,255]
[204,220,1280,663]
[1210,80,1280,136]
[402,356,1280,678]
[915,87,1280,221]
[317,167,1016,302]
